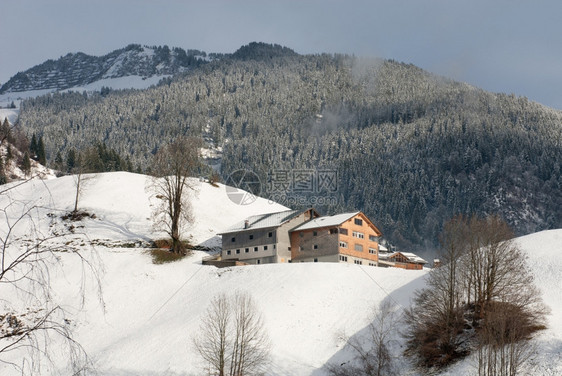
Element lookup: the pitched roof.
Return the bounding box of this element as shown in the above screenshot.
[290,211,360,231]
[390,252,428,264]
[220,209,306,234]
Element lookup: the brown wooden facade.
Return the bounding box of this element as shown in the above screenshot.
[290,212,383,265]
[387,252,426,270]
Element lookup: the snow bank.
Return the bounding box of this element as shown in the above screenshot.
[0,172,560,375]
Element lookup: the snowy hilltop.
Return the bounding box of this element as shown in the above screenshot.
[0,44,208,95]
[0,172,561,375]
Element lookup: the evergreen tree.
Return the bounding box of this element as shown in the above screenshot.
[30,134,38,157]
[54,151,64,172]
[36,136,46,165]
[0,156,6,185]
[66,149,76,172]
[0,118,11,144]
[21,152,32,176]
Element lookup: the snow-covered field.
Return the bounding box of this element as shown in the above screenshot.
[0,172,560,375]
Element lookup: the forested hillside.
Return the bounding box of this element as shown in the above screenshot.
[17,43,562,254]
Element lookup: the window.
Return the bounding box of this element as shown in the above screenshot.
[339,241,348,248]
[231,237,236,242]
[354,260,363,265]
[254,247,258,252]
[354,218,363,226]
[329,228,338,234]
[339,228,348,235]
[268,232,273,238]
[369,235,378,242]
[369,262,376,267]
[314,258,318,262]
[249,234,254,240]
[339,255,348,262]
[236,249,240,254]
[273,244,276,249]
[299,232,304,237]
[353,231,364,239]
[313,244,318,250]
[354,244,363,252]
[227,250,231,255]
[369,248,376,254]
[257,259,261,264]
[263,245,268,251]
[245,248,249,253]
[313,231,318,236]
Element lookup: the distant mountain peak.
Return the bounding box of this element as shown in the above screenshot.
[0,44,208,94]
[232,42,298,61]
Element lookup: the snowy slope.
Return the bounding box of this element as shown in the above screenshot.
[0,172,560,375]
[0,107,19,124]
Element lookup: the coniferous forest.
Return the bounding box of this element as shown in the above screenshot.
[16,43,562,255]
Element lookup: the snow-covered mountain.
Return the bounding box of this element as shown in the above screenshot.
[0,172,560,375]
[0,44,207,95]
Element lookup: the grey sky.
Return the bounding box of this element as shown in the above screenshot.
[3,0,562,109]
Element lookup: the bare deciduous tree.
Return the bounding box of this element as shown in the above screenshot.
[404,215,547,371]
[193,291,270,376]
[327,300,399,376]
[0,180,103,375]
[148,136,201,254]
[476,300,540,376]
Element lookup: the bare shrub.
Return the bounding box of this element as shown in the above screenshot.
[327,300,399,376]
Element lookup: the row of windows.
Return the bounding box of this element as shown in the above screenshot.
[341,230,378,243]
[226,244,274,255]
[353,231,364,239]
[339,255,377,266]
[301,226,378,242]
[300,243,377,253]
[230,232,273,243]
[338,242,378,254]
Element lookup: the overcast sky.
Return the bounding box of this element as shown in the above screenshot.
[2,0,562,109]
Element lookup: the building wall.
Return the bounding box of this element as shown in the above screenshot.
[222,241,277,262]
[277,211,316,262]
[293,254,340,263]
[290,227,339,261]
[222,228,277,250]
[392,262,424,270]
[338,213,380,264]
[290,212,383,264]
[221,209,317,264]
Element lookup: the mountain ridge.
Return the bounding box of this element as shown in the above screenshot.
[0,44,208,94]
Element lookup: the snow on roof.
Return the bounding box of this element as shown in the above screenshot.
[379,244,388,252]
[291,211,359,231]
[220,209,304,233]
[391,252,428,264]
